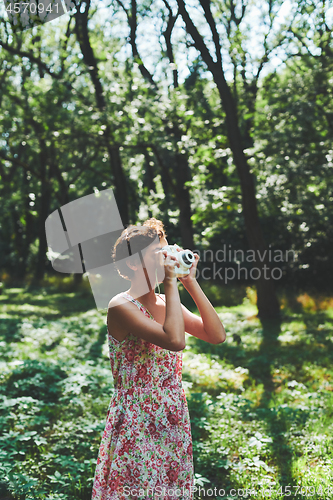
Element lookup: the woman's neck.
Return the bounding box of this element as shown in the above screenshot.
[128,285,157,304]
[127,265,159,304]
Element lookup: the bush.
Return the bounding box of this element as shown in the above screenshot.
[4,360,67,403]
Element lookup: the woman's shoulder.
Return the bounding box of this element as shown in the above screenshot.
[108,291,151,317]
[108,292,132,312]
[107,293,134,340]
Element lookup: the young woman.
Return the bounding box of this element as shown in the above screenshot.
[92,218,226,500]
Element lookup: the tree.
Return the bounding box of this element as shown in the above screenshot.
[167,0,296,319]
[112,0,196,248]
[73,0,130,224]
[254,0,333,290]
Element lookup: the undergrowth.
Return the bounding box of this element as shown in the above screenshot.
[0,284,332,499]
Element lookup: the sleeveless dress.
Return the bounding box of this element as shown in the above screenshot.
[92,291,194,500]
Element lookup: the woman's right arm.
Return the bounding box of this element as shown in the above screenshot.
[108,256,185,351]
[162,274,185,350]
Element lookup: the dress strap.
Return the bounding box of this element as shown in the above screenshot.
[121,292,155,321]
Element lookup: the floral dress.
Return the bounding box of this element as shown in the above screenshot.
[92,291,194,500]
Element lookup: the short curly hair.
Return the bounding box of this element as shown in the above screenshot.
[112,218,166,280]
[142,217,166,239]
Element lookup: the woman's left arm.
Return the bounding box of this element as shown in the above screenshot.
[178,253,226,345]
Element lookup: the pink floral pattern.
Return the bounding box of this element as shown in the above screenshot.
[92,292,194,500]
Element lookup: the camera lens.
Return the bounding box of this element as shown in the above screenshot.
[180,250,195,267]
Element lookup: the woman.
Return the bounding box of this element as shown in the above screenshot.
[92,218,226,500]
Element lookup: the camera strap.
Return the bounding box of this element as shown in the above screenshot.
[155,267,161,295]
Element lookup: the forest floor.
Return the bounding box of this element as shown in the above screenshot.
[0,281,332,500]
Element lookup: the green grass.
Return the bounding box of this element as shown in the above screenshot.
[0,283,332,499]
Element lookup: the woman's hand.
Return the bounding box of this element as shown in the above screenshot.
[176,248,199,286]
[162,250,180,284]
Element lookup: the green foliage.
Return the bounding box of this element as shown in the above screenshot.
[252,50,333,290]
[3,360,67,402]
[1,286,333,499]
[1,0,332,292]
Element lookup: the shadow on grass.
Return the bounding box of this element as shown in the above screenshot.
[0,288,96,319]
[0,317,23,343]
[189,309,333,496]
[88,325,108,362]
[256,318,295,487]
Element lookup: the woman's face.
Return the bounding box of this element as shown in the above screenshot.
[141,235,168,285]
[159,235,168,247]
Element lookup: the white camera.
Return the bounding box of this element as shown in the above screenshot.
[161,244,196,277]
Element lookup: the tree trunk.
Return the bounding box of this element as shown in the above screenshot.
[174,153,195,249]
[152,146,194,248]
[21,170,34,280]
[32,139,51,284]
[213,73,280,319]
[176,0,280,319]
[74,1,129,225]
[117,0,194,239]
[108,144,129,225]
[178,192,194,250]
[34,192,50,283]
[11,209,26,282]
